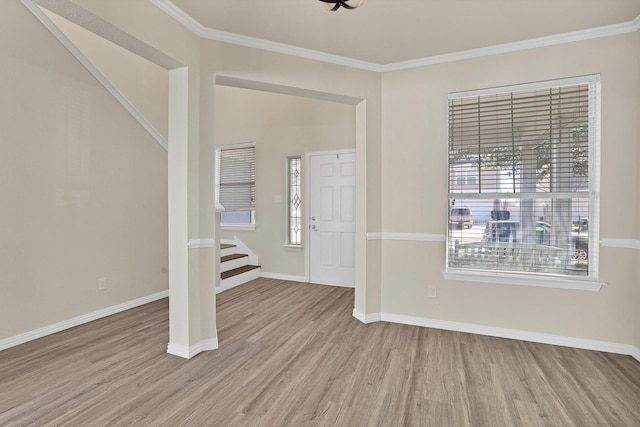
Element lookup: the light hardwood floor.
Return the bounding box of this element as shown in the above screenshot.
[1,278,639,426]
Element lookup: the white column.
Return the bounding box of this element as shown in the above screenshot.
[167,67,190,356]
[166,67,218,359]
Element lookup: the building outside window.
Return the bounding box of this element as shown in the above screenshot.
[456,170,477,186]
[446,75,600,286]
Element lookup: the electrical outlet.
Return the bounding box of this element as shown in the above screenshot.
[97,278,108,291]
[427,285,437,298]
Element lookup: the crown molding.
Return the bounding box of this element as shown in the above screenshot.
[200,27,383,72]
[149,0,206,37]
[150,1,639,73]
[382,15,640,72]
[149,0,382,71]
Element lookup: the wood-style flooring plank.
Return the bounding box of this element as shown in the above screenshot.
[1,278,639,426]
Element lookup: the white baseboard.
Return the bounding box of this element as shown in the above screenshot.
[167,338,219,360]
[259,272,355,289]
[0,290,169,352]
[215,280,244,294]
[309,280,355,289]
[352,309,382,323]
[260,272,307,283]
[352,309,640,361]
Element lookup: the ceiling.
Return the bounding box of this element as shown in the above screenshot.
[163,0,640,67]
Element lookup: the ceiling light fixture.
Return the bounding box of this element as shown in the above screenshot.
[318,0,364,11]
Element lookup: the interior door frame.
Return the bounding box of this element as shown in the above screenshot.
[304,149,357,286]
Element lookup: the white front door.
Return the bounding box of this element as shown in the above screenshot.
[309,152,356,287]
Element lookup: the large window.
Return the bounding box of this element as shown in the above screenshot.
[215,143,256,228]
[446,76,600,286]
[287,156,302,245]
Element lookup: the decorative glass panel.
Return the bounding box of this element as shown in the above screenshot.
[288,157,302,245]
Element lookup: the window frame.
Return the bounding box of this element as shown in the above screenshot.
[443,75,605,291]
[215,142,256,231]
[286,156,303,247]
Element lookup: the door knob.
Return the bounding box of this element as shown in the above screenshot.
[311,225,317,230]
[311,216,316,221]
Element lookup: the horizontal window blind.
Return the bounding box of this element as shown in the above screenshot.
[217,145,255,211]
[449,84,590,196]
[447,76,599,280]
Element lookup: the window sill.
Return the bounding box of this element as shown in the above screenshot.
[443,269,606,291]
[283,244,303,249]
[221,223,255,231]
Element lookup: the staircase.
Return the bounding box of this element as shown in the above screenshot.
[218,240,261,293]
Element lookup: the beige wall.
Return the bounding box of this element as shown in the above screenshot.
[64,0,220,350]
[214,85,355,277]
[6,0,639,353]
[199,39,384,314]
[12,0,383,348]
[0,0,168,339]
[380,33,639,344]
[42,9,169,140]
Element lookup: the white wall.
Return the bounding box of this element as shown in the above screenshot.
[0,0,168,340]
[380,33,639,344]
[214,85,355,278]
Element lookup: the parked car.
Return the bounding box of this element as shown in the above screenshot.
[450,207,473,229]
[482,220,550,244]
[572,218,589,233]
[574,235,589,260]
[572,218,589,260]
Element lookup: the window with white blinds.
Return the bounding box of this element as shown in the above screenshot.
[215,143,256,225]
[446,75,600,283]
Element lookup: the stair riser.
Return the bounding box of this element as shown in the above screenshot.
[218,268,261,293]
[221,257,249,273]
[220,247,238,257]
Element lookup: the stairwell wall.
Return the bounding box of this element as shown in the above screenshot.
[41,9,170,141]
[0,0,168,340]
[63,0,222,352]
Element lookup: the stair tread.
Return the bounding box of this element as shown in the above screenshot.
[221,253,248,263]
[221,264,261,280]
[220,243,236,250]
